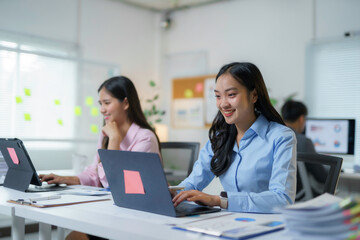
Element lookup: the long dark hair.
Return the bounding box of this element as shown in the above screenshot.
[98,76,161,151]
[209,62,285,177]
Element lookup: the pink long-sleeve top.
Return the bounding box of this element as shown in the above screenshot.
[77,123,160,188]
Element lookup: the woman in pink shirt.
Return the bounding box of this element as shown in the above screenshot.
[40,76,161,188]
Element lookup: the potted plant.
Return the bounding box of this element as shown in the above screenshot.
[143,80,166,128]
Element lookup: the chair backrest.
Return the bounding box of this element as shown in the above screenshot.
[160,142,200,177]
[296,152,343,202]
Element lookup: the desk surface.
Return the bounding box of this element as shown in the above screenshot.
[0,187,45,216]
[0,186,289,240]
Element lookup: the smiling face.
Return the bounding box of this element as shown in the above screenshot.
[215,73,258,130]
[98,88,129,126]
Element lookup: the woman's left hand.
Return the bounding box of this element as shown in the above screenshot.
[172,190,220,207]
[102,121,123,150]
[102,121,121,140]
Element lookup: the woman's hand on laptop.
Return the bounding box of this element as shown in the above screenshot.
[172,190,220,207]
[39,173,80,185]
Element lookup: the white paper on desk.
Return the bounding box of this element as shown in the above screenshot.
[175,212,284,239]
[279,193,343,218]
[285,193,342,209]
[67,185,103,191]
[60,189,111,196]
[13,195,110,207]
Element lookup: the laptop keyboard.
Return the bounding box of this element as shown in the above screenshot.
[175,202,219,216]
[26,184,68,192]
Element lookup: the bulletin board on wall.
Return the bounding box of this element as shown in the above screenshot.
[172,75,218,128]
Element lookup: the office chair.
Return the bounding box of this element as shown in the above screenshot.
[296,152,343,202]
[160,142,200,177]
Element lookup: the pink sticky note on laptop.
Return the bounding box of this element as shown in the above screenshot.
[7,147,19,165]
[123,170,145,194]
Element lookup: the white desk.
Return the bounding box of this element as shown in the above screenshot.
[13,200,288,240]
[0,187,45,240]
[337,171,360,198]
[0,186,289,240]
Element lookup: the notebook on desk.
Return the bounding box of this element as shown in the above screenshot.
[98,149,221,217]
[0,138,68,192]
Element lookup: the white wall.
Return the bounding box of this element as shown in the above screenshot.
[79,0,157,92]
[316,0,360,39]
[0,0,157,95]
[159,0,360,147]
[0,0,78,42]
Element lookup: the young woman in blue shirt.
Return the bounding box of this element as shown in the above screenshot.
[173,62,297,213]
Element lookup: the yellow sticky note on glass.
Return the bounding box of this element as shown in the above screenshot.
[54,99,61,105]
[24,113,31,121]
[74,106,82,116]
[15,96,23,103]
[24,88,31,96]
[86,97,93,106]
[90,124,98,134]
[184,89,194,98]
[91,107,99,116]
[57,119,63,126]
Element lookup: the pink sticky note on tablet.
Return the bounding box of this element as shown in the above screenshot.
[7,147,19,165]
[123,170,145,194]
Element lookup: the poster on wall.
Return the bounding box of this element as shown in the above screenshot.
[172,98,204,128]
[204,78,218,124]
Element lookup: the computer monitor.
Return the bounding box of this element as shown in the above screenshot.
[305,118,355,155]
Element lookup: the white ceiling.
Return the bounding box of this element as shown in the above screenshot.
[115,0,227,12]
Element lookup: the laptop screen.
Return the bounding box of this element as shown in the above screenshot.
[0,138,42,191]
[0,150,8,185]
[99,149,221,217]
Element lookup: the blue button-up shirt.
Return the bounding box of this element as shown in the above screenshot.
[179,114,297,213]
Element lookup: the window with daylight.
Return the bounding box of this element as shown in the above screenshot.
[0,32,119,149]
[305,37,360,163]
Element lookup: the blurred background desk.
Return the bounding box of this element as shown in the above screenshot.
[337,170,360,198]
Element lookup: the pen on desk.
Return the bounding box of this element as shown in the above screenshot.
[28,195,61,202]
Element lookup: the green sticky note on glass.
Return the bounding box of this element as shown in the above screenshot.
[24,88,31,96]
[86,97,93,106]
[184,89,194,98]
[91,107,99,116]
[24,113,31,121]
[57,119,63,125]
[90,124,98,134]
[74,106,82,116]
[16,96,23,103]
[54,99,61,105]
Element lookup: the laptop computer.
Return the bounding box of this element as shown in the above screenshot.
[0,138,68,192]
[98,149,221,217]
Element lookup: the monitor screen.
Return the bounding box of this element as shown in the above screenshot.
[305,119,355,155]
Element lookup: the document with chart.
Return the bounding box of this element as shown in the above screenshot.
[174,212,284,239]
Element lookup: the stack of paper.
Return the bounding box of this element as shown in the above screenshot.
[280,193,360,239]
